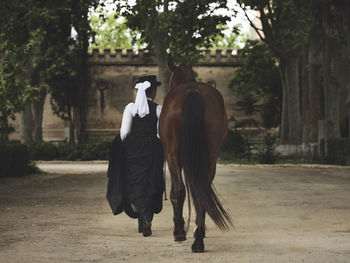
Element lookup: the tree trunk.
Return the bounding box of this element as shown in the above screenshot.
[20,104,34,144]
[73,11,89,144]
[67,105,75,143]
[323,36,341,154]
[348,100,350,138]
[144,9,171,98]
[32,89,47,142]
[279,61,289,144]
[79,36,88,144]
[347,47,350,138]
[153,35,171,98]
[301,46,310,144]
[335,46,350,138]
[73,97,86,144]
[279,54,302,144]
[307,26,323,144]
[18,50,35,144]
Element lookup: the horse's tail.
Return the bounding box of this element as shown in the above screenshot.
[181,91,232,231]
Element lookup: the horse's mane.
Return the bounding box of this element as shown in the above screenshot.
[182,65,196,82]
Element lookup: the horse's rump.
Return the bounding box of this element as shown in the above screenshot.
[180,87,232,230]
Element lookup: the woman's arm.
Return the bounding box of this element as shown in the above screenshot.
[156,105,162,138]
[120,103,134,141]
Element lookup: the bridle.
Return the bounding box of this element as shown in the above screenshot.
[168,71,175,92]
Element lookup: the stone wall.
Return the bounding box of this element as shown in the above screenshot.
[10,48,243,142]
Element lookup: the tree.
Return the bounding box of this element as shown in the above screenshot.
[300,1,323,146]
[238,0,311,145]
[237,0,350,157]
[117,0,230,97]
[0,0,102,144]
[294,0,350,153]
[0,0,49,143]
[315,0,350,154]
[227,40,282,130]
[46,25,78,144]
[89,11,136,51]
[70,0,101,143]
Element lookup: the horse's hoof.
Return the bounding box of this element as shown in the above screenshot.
[191,239,204,253]
[142,221,152,237]
[174,235,187,241]
[174,228,186,241]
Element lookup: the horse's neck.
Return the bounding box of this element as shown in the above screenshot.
[169,80,196,92]
[169,83,179,92]
[169,68,196,92]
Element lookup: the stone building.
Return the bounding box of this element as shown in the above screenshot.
[10,48,243,142]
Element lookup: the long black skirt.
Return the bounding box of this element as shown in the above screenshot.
[123,134,164,215]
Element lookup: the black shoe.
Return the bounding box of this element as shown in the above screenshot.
[139,208,153,237]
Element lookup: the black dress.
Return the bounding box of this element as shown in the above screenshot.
[106,100,164,219]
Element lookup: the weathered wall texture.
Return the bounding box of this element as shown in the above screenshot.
[10,49,243,141]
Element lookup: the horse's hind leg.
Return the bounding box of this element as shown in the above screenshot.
[192,207,206,253]
[168,157,186,241]
[192,160,216,252]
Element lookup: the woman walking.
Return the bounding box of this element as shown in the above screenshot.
[107,75,164,237]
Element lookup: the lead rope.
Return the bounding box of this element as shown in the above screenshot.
[163,162,167,200]
[168,71,174,92]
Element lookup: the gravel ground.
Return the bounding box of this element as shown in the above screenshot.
[0,162,350,262]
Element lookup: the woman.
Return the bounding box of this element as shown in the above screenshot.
[119,75,164,237]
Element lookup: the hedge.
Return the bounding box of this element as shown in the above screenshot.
[220,130,248,160]
[0,142,30,178]
[29,140,113,161]
[325,138,350,165]
[256,133,279,164]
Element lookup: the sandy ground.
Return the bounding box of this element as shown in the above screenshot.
[1,162,350,263]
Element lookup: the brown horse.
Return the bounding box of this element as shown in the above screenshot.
[159,65,232,253]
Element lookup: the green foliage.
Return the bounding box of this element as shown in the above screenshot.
[0,1,67,139]
[118,0,231,64]
[29,141,60,160]
[0,0,101,142]
[256,133,279,164]
[227,40,282,128]
[210,24,248,52]
[237,0,311,57]
[0,142,30,177]
[57,143,84,161]
[89,11,136,51]
[48,53,79,121]
[80,141,112,160]
[0,0,41,139]
[220,130,248,160]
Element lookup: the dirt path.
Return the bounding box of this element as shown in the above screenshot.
[1,163,350,262]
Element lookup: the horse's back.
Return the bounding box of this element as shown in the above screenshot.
[162,82,226,117]
[159,82,228,159]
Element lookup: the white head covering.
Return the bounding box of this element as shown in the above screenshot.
[132,80,151,118]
